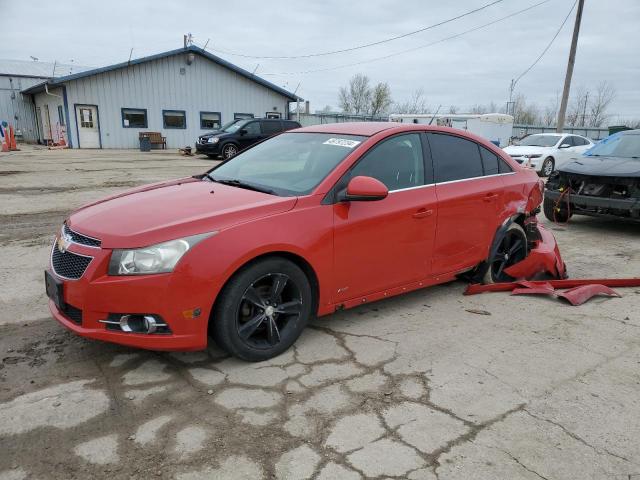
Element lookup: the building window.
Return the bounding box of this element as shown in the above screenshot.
[200,111,221,130]
[121,108,148,128]
[234,112,254,120]
[163,110,186,129]
[265,111,281,119]
[57,105,65,126]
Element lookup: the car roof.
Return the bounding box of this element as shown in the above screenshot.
[295,122,421,136]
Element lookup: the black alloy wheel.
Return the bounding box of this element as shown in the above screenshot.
[211,257,312,361]
[484,223,528,283]
[237,273,302,349]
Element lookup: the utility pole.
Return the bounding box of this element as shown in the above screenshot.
[556,0,585,132]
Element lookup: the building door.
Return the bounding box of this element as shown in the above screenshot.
[35,107,43,143]
[75,105,100,148]
[42,104,52,143]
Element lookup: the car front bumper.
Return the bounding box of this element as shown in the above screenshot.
[195,142,222,155]
[546,190,640,221]
[47,241,214,351]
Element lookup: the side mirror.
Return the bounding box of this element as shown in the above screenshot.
[340,176,388,202]
[239,129,248,136]
[559,143,571,149]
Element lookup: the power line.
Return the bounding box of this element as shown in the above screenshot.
[512,0,577,86]
[258,0,553,76]
[204,0,506,59]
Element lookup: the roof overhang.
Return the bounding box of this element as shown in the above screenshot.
[21,46,302,101]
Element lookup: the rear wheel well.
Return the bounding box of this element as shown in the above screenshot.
[208,252,320,333]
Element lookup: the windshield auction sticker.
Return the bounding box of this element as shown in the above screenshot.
[323,138,362,148]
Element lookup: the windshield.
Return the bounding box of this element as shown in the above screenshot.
[221,120,247,133]
[519,135,560,147]
[585,132,640,158]
[209,132,366,196]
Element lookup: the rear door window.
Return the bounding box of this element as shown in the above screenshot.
[262,121,282,135]
[429,133,484,183]
[479,147,500,175]
[243,121,262,135]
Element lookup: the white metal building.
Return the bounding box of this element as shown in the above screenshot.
[0,60,84,142]
[22,46,300,149]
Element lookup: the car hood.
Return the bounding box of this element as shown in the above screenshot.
[503,145,553,156]
[67,177,297,248]
[199,132,230,140]
[559,155,640,177]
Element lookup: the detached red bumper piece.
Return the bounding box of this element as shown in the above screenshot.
[511,283,621,306]
[504,223,566,280]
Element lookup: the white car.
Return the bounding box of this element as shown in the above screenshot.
[503,133,594,177]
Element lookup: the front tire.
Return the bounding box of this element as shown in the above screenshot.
[211,257,313,362]
[483,223,528,284]
[221,143,239,160]
[539,157,554,177]
[543,196,571,223]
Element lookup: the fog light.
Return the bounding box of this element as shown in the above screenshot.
[100,314,170,334]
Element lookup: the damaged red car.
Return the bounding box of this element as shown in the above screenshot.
[46,123,565,361]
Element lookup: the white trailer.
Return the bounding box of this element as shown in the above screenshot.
[389,113,514,147]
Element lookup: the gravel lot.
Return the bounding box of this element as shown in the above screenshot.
[1,146,639,480]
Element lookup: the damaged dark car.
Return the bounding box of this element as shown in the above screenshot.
[544,129,640,223]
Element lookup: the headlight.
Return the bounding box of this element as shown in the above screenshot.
[207,137,219,144]
[526,154,542,158]
[108,233,215,275]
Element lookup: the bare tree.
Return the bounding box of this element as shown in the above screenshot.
[487,101,499,113]
[566,85,589,127]
[370,82,393,116]
[589,81,616,127]
[469,104,486,114]
[448,105,459,114]
[512,93,540,125]
[338,74,371,115]
[391,88,430,114]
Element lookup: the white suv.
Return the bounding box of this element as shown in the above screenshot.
[503,133,594,176]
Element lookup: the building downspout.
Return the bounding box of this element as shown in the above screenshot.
[61,85,73,148]
[45,83,62,99]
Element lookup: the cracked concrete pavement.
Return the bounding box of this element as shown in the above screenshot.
[1,146,640,479]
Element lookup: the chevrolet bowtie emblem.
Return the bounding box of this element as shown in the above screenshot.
[57,231,72,253]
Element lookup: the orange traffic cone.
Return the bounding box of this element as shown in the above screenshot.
[8,126,19,151]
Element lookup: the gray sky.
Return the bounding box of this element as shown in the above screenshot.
[4,0,639,120]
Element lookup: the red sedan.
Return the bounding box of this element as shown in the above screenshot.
[46,123,564,361]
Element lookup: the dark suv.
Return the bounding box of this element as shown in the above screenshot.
[196,118,301,159]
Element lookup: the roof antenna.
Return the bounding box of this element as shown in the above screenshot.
[51,60,57,77]
[203,38,210,50]
[128,48,133,66]
[251,64,260,75]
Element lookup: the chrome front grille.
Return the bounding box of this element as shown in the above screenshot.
[63,224,101,248]
[51,245,93,280]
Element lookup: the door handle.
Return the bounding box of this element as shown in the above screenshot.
[412,208,433,219]
[482,193,498,202]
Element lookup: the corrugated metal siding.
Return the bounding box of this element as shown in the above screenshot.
[0,76,41,142]
[54,53,291,149]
